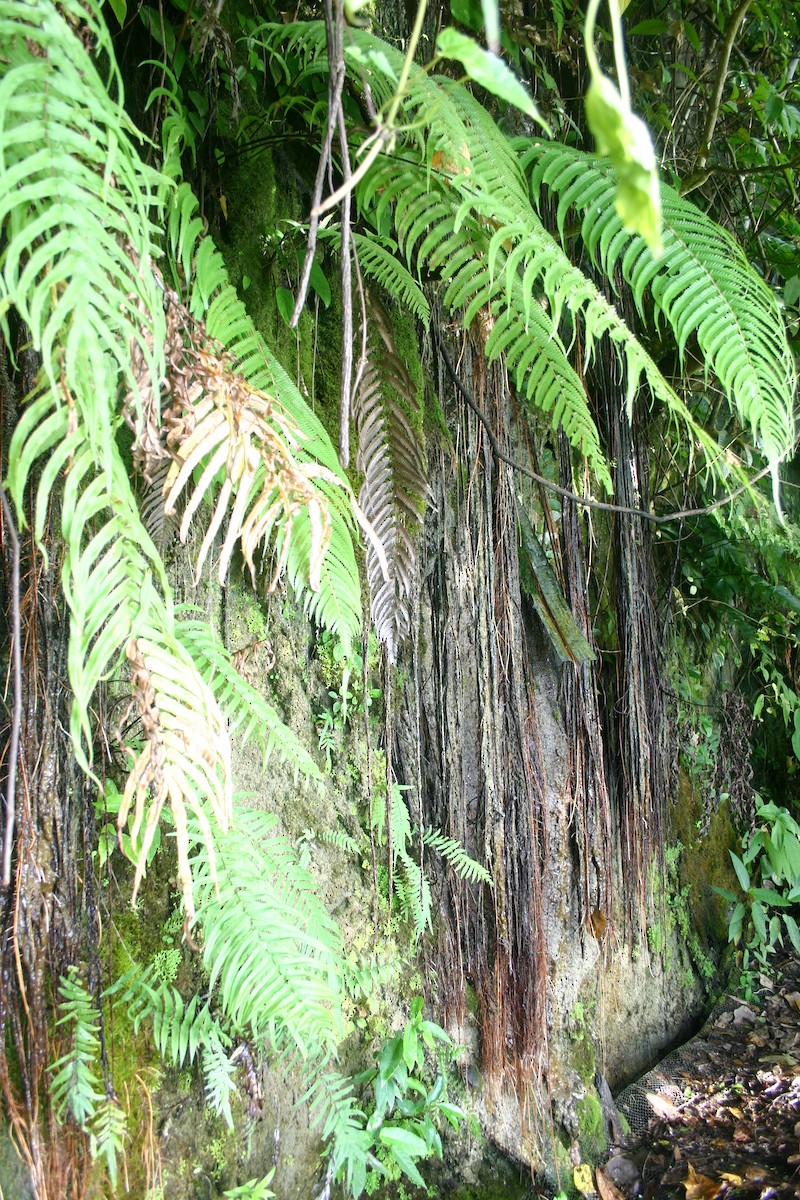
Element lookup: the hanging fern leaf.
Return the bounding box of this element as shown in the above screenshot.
[322,229,430,325]
[355,293,428,661]
[521,141,797,472]
[420,828,493,885]
[88,1097,128,1191]
[190,807,345,1055]
[175,612,322,783]
[395,857,433,941]
[203,1029,238,1130]
[298,1064,372,1200]
[49,967,103,1130]
[110,962,225,1068]
[0,0,165,472]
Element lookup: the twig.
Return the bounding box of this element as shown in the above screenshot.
[289,0,347,328]
[312,0,429,219]
[337,91,354,466]
[437,336,777,524]
[693,0,753,173]
[0,489,20,889]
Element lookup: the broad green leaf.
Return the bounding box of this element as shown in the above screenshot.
[387,1148,426,1189]
[276,286,295,325]
[749,886,789,906]
[402,1024,420,1070]
[309,258,331,307]
[436,28,550,130]
[683,20,701,52]
[751,900,768,943]
[729,901,745,943]
[451,0,483,31]
[438,1100,463,1127]
[379,1126,429,1157]
[585,72,662,256]
[730,851,751,893]
[628,19,669,34]
[379,1034,404,1081]
[784,913,800,954]
[106,0,127,23]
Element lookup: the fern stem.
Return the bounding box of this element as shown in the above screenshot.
[0,489,21,888]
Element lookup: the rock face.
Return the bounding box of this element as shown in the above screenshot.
[388,342,715,1180]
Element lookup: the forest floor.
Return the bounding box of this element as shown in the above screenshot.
[599,955,800,1200]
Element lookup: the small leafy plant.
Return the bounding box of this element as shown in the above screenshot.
[715,799,800,969]
[356,998,463,1193]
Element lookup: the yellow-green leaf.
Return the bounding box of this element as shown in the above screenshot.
[436,28,550,131]
[585,72,662,256]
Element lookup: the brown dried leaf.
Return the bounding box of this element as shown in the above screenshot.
[118,636,232,925]
[683,1163,723,1200]
[596,1166,627,1200]
[647,1091,682,1121]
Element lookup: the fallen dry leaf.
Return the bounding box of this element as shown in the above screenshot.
[589,907,608,939]
[596,1166,627,1200]
[647,1091,682,1121]
[683,1162,723,1200]
[719,1173,742,1186]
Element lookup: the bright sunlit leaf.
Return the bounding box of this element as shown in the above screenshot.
[436,28,551,131]
[585,71,663,256]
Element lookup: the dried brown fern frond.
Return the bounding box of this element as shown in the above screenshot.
[125,282,345,594]
[355,293,428,661]
[118,635,232,926]
[162,343,341,589]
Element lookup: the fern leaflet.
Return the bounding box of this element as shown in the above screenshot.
[521,141,797,472]
[49,967,103,1130]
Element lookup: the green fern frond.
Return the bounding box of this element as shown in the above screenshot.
[386,783,413,860]
[88,1096,127,1191]
[203,1029,238,1130]
[313,828,365,857]
[421,828,492,885]
[342,950,402,1001]
[395,858,433,941]
[257,21,789,494]
[521,142,797,470]
[0,0,164,473]
[355,293,427,661]
[298,1065,372,1199]
[323,229,430,325]
[190,808,345,1054]
[175,612,322,783]
[1,2,240,922]
[49,967,103,1130]
[111,962,224,1068]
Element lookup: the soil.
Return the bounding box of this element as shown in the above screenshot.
[598,955,800,1200]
